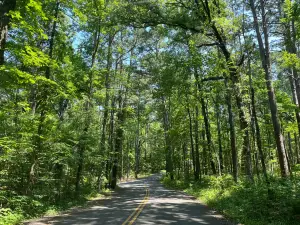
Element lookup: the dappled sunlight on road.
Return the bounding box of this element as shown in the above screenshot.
[24,174,233,225]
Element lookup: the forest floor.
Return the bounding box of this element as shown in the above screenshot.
[22,173,232,225]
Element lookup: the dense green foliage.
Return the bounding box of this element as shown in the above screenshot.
[162,173,300,225]
[0,0,300,224]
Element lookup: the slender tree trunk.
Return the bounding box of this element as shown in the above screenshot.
[99,33,114,185]
[135,94,141,179]
[183,143,189,180]
[215,102,223,173]
[253,152,259,179]
[30,1,60,190]
[194,106,201,181]
[284,133,292,175]
[75,134,85,194]
[163,97,173,179]
[283,10,300,135]
[113,57,128,185]
[291,20,300,106]
[76,15,101,194]
[126,139,130,180]
[201,97,217,174]
[201,127,208,175]
[225,79,238,182]
[187,107,196,177]
[248,61,268,181]
[107,95,116,187]
[288,73,300,134]
[294,133,300,164]
[0,0,16,65]
[212,26,252,180]
[287,132,294,166]
[250,0,290,177]
[195,0,250,180]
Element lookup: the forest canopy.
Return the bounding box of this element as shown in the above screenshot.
[0,0,300,224]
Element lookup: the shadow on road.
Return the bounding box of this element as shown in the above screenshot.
[24,174,233,225]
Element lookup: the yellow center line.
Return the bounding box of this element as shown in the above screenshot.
[122,188,150,225]
[128,189,149,225]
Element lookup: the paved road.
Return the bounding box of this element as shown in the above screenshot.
[26,174,233,225]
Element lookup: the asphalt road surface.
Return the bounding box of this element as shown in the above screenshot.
[25,174,233,225]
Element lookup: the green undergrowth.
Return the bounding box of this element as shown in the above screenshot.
[0,189,111,225]
[162,173,300,225]
[0,172,154,225]
[118,171,154,182]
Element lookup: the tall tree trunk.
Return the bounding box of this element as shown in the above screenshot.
[183,143,189,180]
[0,0,16,65]
[294,133,300,164]
[193,66,216,175]
[291,20,300,105]
[215,101,223,174]
[201,97,217,175]
[249,0,290,177]
[107,95,116,187]
[76,14,101,193]
[135,90,141,179]
[287,132,294,166]
[248,60,268,181]
[187,107,196,178]
[213,26,252,180]
[194,106,201,180]
[30,1,60,190]
[99,33,114,185]
[225,79,238,182]
[283,7,300,135]
[113,55,128,185]
[194,0,251,180]
[163,97,173,179]
[75,132,85,194]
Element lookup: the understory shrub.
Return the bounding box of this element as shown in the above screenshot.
[162,174,300,225]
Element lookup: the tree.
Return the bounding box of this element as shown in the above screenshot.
[0,0,16,65]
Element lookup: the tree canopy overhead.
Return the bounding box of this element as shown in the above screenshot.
[0,0,300,224]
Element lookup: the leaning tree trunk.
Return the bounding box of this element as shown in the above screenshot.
[211,23,253,181]
[249,0,290,177]
[193,0,249,181]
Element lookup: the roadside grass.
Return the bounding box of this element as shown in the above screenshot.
[0,188,111,225]
[1,172,154,225]
[161,173,300,225]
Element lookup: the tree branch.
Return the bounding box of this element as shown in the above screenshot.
[201,76,225,82]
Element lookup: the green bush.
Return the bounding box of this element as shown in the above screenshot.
[0,208,23,225]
